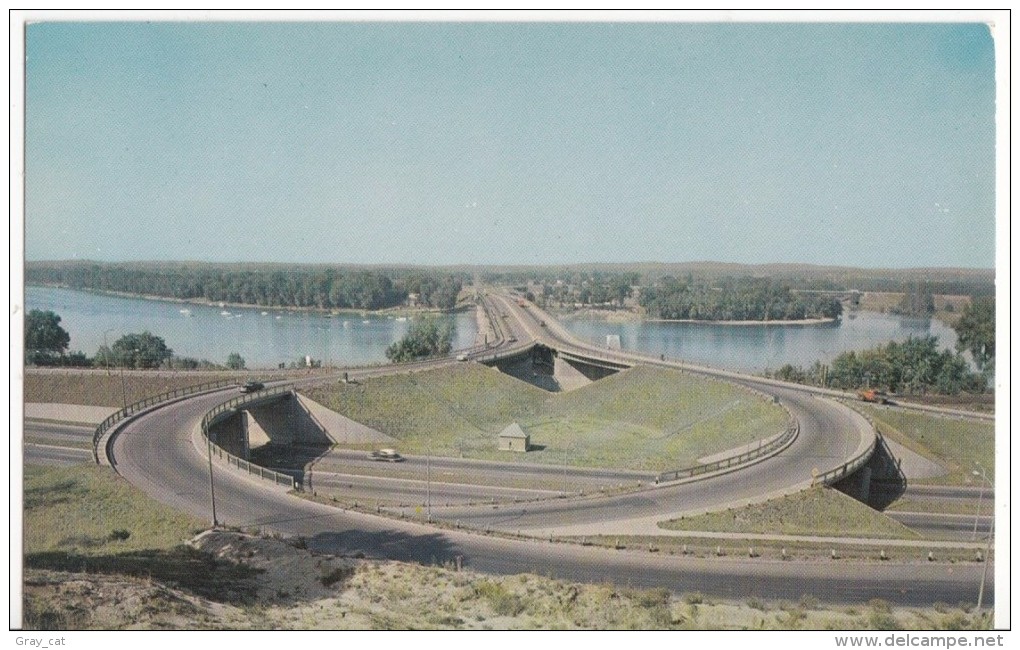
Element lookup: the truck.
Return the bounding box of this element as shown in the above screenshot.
[858,389,890,405]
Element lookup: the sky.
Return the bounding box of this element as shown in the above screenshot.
[24,20,997,268]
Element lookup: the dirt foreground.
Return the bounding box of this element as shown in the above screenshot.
[22,530,990,631]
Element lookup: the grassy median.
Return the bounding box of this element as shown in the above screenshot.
[659,487,918,540]
[857,405,994,485]
[304,364,788,471]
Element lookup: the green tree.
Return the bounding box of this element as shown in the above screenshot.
[953,297,995,373]
[893,283,935,317]
[825,335,982,395]
[385,317,454,362]
[111,331,173,369]
[226,352,246,370]
[25,310,71,365]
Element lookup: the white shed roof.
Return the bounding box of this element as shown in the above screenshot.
[498,423,529,439]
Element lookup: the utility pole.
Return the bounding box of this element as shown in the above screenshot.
[207,430,219,527]
[973,463,993,612]
[972,467,987,541]
[103,329,113,376]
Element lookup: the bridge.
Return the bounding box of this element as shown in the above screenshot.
[92,290,993,607]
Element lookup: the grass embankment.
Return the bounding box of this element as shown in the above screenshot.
[304,364,787,471]
[21,464,261,627]
[20,464,989,630]
[24,465,207,554]
[858,406,994,486]
[659,487,917,540]
[23,370,250,408]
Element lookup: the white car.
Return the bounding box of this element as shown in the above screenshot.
[369,449,404,462]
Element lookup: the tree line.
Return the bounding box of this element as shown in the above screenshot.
[768,298,994,394]
[770,336,983,395]
[640,276,843,322]
[384,317,454,362]
[25,309,231,370]
[27,262,466,311]
[482,265,994,298]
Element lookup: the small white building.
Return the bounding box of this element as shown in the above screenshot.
[498,423,530,453]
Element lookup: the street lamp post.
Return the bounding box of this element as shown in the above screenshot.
[426,444,432,523]
[103,329,114,376]
[120,348,139,410]
[972,466,988,541]
[207,430,219,528]
[120,365,127,411]
[971,464,993,612]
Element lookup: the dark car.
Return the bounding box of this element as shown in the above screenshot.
[239,380,265,393]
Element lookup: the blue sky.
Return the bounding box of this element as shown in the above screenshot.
[25,21,996,268]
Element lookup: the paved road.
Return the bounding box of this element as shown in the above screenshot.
[24,442,91,466]
[108,387,990,606]
[24,421,93,466]
[103,294,993,606]
[888,512,994,542]
[430,383,870,533]
[299,468,563,507]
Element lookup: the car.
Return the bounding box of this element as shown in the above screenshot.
[456,353,469,361]
[369,449,404,462]
[239,380,265,393]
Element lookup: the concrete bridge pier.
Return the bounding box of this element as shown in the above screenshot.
[552,354,593,392]
[840,465,873,503]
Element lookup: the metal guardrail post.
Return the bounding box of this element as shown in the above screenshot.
[93,378,237,464]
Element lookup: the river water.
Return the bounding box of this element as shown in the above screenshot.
[26,285,959,373]
[558,310,960,373]
[25,285,479,369]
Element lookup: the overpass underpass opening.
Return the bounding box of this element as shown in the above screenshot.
[484,344,622,392]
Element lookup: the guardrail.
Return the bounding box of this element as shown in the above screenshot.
[654,422,800,483]
[93,378,239,463]
[200,385,297,489]
[810,423,878,487]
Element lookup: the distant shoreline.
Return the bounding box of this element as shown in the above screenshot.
[27,283,468,316]
[554,307,838,326]
[647,316,838,327]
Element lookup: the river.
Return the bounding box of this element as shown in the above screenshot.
[558,310,961,373]
[26,286,960,373]
[25,285,479,369]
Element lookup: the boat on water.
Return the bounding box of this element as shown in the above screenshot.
[395,316,407,322]
[221,310,231,316]
[179,308,192,316]
[362,320,371,324]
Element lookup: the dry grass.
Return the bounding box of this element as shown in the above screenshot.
[23,370,249,408]
[20,464,991,631]
[23,555,992,630]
